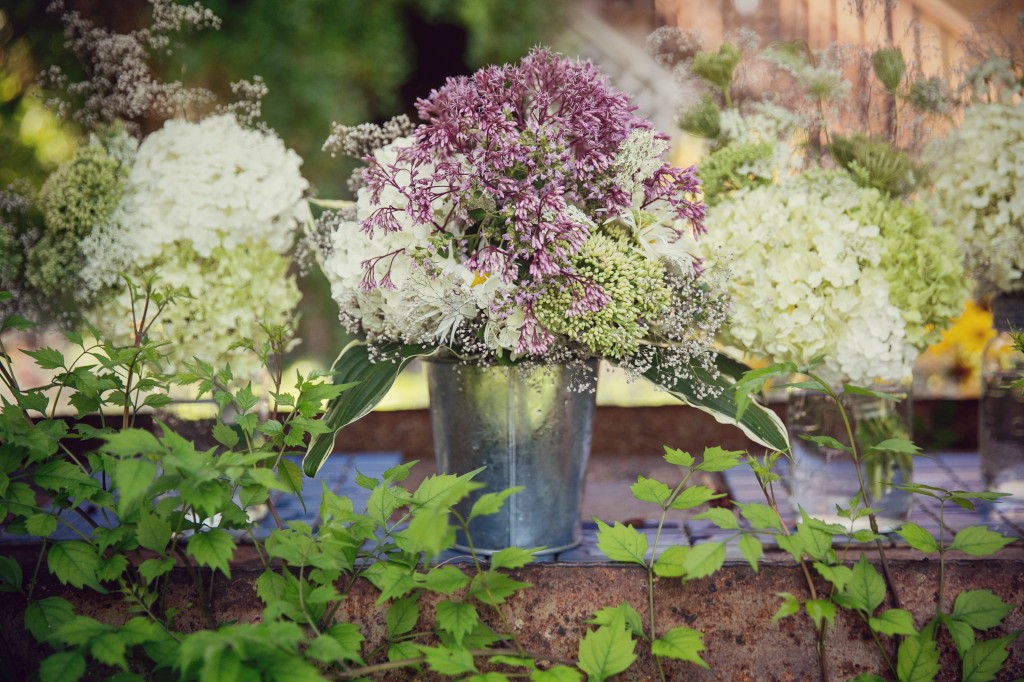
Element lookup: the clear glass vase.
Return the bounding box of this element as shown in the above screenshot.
[425,359,598,555]
[786,385,913,532]
[980,293,1024,503]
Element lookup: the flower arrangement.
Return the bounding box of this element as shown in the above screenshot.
[700,169,966,387]
[650,27,968,387]
[306,47,789,474]
[4,1,309,378]
[926,61,1024,296]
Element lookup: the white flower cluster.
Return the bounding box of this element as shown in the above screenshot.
[927,100,1024,294]
[717,105,806,180]
[81,114,308,375]
[322,138,518,353]
[701,172,921,386]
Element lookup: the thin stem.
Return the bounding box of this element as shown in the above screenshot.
[935,500,947,623]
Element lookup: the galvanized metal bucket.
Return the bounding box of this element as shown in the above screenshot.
[425,359,597,555]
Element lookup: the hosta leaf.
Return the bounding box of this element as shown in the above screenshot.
[304,341,434,476]
[638,348,789,453]
[651,626,709,668]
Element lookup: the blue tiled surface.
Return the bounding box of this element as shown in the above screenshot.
[4,451,1021,564]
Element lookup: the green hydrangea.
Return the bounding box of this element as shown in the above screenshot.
[535,225,671,358]
[698,141,774,205]
[38,144,126,237]
[26,232,83,298]
[858,190,970,348]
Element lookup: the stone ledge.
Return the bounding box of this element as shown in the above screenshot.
[3,551,1021,680]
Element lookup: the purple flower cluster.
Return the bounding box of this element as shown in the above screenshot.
[359,48,705,356]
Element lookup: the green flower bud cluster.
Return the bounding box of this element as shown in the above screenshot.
[29,144,127,298]
[536,225,671,358]
[828,134,919,198]
[698,141,774,205]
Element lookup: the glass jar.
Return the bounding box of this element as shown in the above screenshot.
[979,293,1024,501]
[786,383,913,532]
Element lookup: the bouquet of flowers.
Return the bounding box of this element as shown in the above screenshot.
[650,27,968,387]
[305,48,789,474]
[4,1,308,378]
[926,59,1024,296]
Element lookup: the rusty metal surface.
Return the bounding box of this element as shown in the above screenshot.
[3,555,1022,681]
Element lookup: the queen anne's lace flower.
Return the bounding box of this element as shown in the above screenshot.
[927,100,1024,294]
[700,171,967,386]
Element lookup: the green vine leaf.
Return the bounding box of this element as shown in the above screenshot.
[836,555,886,615]
[952,590,1014,631]
[772,592,801,622]
[38,651,86,682]
[962,634,1019,682]
[306,631,365,666]
[652,545,688,578]
[948,526,1014,557]
[47,541,103,591]
[436,600,480,646]
[489,546,536,571]
[738,535,763,571]
[186,528,235,578]
[651,626,709,669]
[586,602,645,638]
[594,520,648,566]
[531,665,582,681]
[415,565,470,595]
[469,486,525,520]
[695,446,744,472]
[813,563,853,592]
[663,447,694,468]
[111,457,156,514]
[693,507,739,530]
[735,501,785,533]
[804,599,836,629]
[136,509,172,553]
[630,476,672,507]
[418,644,478,676]
[0,555,23,592]
[323,623,366,665]
[578,622,637,682]
[869,609,918,636]
[386,596,420,638]
[681,541,726,579]
[137,557,175,584]
[669,485,724,510]
[23,597,75,644]
[896,635,941,682]
[897,522,938,554]
[469,571,531,606]
[939,614,976,658]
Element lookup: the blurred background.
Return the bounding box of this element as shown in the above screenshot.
[2,0,1020,409]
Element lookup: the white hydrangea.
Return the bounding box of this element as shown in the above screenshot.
[117,114,308,261]
[80,114,308,376]
[92,241,301,377]
[927,100,1024,294]
[699,171,918,386]
[718,106,805,180]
